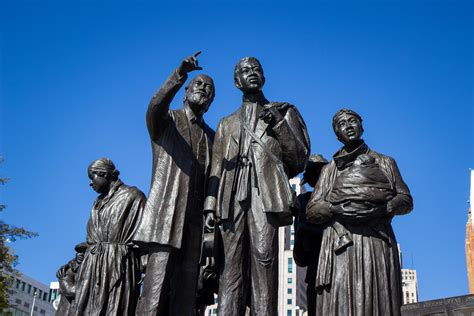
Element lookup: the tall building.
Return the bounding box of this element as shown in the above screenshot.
[277,177,307,316]
[466,169,474,293]
[401,269,418,304]
[399,245,419,305]
[0,271,55,316]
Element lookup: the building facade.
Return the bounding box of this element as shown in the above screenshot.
[0,272,55,316]
[402,269,419,305]
[277,177,307,316]
[466,169,474,293]
[398,244,419,305]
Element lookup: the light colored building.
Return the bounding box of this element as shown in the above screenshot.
[398,245,419,305]
[0,272,55,316]
[401,269,418,304]
[277,177,307,316]
[49,282,60,311]
[466,169,474,293]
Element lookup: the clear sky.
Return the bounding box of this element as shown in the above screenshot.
[1,0,472,302]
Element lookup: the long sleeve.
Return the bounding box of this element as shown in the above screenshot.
[306,163,334,224]
[272,106,310,178]
[146,69,188,141]
[59,269,77,299]
[204,119,226,213]
[386,157,413,216]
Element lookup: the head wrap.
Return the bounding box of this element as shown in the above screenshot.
[332,108,363,132]
[88,158,120,179]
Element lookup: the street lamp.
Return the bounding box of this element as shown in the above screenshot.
[30,291,37,316]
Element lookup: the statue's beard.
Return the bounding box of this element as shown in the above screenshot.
[187,92,210,114]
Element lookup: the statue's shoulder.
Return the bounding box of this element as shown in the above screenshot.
[217,107,241,128]
[120,184,146,201]
[168,108,182,121]
[367,149,396,165]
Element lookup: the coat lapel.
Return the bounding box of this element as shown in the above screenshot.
[254,117,269,139]
[175,108,192,149]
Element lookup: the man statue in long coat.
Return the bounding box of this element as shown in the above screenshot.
[133,51,215,316]
[204,57,310,315]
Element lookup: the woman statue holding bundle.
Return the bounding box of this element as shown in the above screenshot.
[306,109,413,315]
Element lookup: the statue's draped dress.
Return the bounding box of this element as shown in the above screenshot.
[71,181,145,316]
[307,142,413,316]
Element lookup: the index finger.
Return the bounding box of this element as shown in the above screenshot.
[193,50,202,58]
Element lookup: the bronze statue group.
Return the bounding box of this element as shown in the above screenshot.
[55,52,413,316]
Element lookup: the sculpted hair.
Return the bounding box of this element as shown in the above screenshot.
[88,158,120,181]
[234,57,263,83]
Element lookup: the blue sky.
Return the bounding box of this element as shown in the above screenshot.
[1,0,472,301]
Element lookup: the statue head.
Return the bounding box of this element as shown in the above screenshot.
[74,242,88,264]
[234,57,265,93]
[87,158,120,194]
[332,109,364,145]
[302,154,328,188]
[184,74,215,116]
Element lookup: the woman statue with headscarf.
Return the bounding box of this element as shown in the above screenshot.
[71,158,145,315]
[306,109,413,316]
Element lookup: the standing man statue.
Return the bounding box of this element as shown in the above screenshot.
[133,51,216,316]
[306,109,413,315]
[204,57,310,315]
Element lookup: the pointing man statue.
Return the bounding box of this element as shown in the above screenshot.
[204,57,310,315]
[134,51,216,316]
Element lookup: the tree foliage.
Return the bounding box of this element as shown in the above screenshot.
[0,157,38,308]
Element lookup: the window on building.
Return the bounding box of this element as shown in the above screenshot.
[291,184,296,192]
[24,302,30,308]
[43,292,48,301]
[15,298,22,305]
[15,279,20,289]
[288,258,293,273]
[288,278,293,284]
[287,288,292,294]
[27,284,31,294]
[287,310,292,316]
[40,310,46,315]
[21,281,26,291]
[287,299,292,304]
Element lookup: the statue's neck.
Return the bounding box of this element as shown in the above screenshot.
[342,139,365,154]
[184,102,204,120]
[242,91,267,104]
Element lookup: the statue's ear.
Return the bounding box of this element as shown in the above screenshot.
[234,76,242,89]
